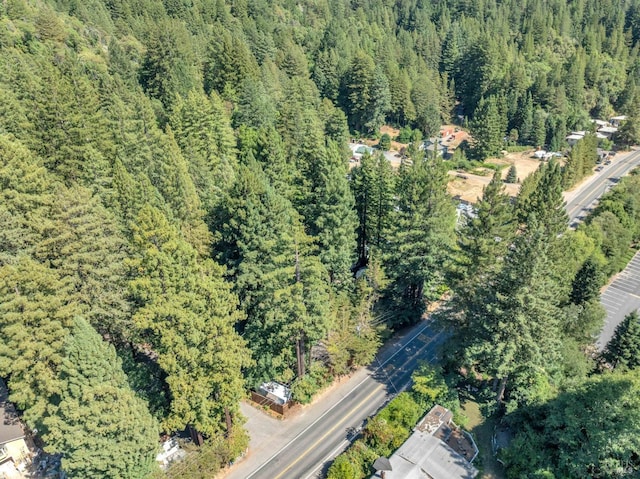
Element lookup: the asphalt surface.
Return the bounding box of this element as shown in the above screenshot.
[225,320,446,479]
[223,150,640,479]
[561,149,640,350]
[565,148,640,225]
[597,251,640,349]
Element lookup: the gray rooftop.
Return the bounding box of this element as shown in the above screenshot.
[371,405,478,479]
[0,379,25,446]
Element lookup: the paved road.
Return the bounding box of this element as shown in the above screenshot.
[563,149,640,350]
[565,148,640,225]
[223,150,640,479]
[224,319,445,479]
[560,149,640,350]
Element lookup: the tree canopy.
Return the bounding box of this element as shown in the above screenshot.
[1,0,640,476]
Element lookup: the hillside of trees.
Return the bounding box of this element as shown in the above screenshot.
[2,0,640,477]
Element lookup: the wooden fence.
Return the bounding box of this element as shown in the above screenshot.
[250,391,293,416]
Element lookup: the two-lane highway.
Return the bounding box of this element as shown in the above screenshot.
[561,148,640,350]
[242,320,446,479]
[566,148,640,225]
[228,149,640,479]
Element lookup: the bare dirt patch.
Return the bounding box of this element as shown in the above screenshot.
[449,150,543,203]
[380,125,400,137]
[487,151,542,183]
[356,129,544,205]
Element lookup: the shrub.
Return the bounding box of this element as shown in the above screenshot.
[291,362,331,404]
[505,145,531,153]
[326,454,360,479]
[379,133,391,151]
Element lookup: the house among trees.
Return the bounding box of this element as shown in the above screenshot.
[0,380,30,478]
[597,126,618,139]
[371,405,478,479]
[349,143,376,161]
[567,117,629,145]
[610,115,627,127]
[420,139,448,157]
[566,128,609,146]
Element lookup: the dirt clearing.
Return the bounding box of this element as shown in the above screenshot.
[448,150,543,203]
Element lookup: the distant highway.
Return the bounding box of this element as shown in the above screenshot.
[565,148,640,225]
[561,148,640,350]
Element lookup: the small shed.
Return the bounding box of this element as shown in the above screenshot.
[258,382,291,405]
[156,437,186,470]
[252,382,294,416]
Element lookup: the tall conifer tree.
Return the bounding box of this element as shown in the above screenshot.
[217,162,330,385]
[386,155,455,324]
[0,258,77,424]
[129,206,251,436]
[42,318,159,479]
[468,219,562,406]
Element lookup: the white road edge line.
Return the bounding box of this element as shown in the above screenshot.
[245,319,438,479]
[302,351,440,479]
[304,440,351,479]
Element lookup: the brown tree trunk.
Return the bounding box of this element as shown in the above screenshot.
[224,407,232,434]
[189,425,204,446]
[296,335,305,377]
[496,375,508,406]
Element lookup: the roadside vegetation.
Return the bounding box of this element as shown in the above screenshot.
[2,0,640,478]
[327,364,455,479]
[442,167,640,478]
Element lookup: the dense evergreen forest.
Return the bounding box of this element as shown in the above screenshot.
[2,0,640,477]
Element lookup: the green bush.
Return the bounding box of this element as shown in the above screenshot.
[291,362,331,404]
[379,133,391,151]
[328,366,456,478]
[505,145,532,153]
[326,454,360,479]
[396,127,422,144]
[396,126,413,143]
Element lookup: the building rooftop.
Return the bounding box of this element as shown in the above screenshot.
[371,405,478,479]
[0,379,24,446]
[416,404,453,434]
[258,381,291,405]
